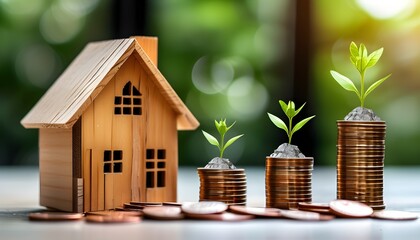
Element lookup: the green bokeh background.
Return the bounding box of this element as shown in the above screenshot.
[1,0,419,166]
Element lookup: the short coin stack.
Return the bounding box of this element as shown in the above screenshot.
[265,157,313,209]
[197,168,246,205]
[336,120,386,210]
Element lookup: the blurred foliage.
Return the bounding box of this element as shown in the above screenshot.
[313,0,420,165]
[0,0,111,165]
[149,0,294,167]
[3,0,420,166]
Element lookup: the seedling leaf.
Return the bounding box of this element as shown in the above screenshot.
[268,113,288,133]
[364,74,391,99]
[202,130,219,147]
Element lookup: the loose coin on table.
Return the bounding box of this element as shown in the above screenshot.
[329,199,373,218]
[143,206,185,220]
[28,212,84,221]
[181,201,228,215]
[85,215,141,223]
[86,210,143,217]
[280,210,334,221]
[185,212,254,221]
[297,202,331,213]
[371,210,418,220]
[229,205,281,217]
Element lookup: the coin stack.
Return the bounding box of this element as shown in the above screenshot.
[197,168,246,205]
[336,120,386,210]
[265,157,313,209]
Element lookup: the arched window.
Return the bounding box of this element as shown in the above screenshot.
[114,81,142,115]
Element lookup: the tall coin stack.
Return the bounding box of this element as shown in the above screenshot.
[265,157,313,209]
[198,168,246,205]
[336,120,386,210]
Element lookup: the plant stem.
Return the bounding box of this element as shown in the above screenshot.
[288,115,292,144]
[219,133,225,158]
[360,71,365,108]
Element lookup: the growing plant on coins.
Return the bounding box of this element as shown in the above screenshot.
[202,119,244,158]
[330,42,391,108]
[268,100,315,145]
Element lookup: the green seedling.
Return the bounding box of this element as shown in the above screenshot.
[268,100,315,145]
[202,119,244,158]
[330,42,391,108]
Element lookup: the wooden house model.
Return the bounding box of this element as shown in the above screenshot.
[21,36,199,213]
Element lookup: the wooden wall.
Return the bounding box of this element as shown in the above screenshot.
[39,128,73,212]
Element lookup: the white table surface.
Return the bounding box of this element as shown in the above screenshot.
[1,166,419,240]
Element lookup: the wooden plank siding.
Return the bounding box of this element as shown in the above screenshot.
[39,128,73,212]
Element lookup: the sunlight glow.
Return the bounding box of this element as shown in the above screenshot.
[356,0,415,19]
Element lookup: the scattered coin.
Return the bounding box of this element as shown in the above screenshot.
[280,210,334,221]
[130,201,162,206]
[123,203,145,209]
[371,210,418,220]
[298,202,329,209]
[298,202,331,213]
[28,212,84,221]
[229,205,281,217]
[86,210,143,217]
[162,202,183,206]
[329,200,373,218]
[181,201,228,215]
[185,212,254,221]
[143,206,185,220]
[85,215,141,223]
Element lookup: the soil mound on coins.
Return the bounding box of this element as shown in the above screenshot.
[344,107,381,121]
[270,143,305,158]
[204,157,237,169]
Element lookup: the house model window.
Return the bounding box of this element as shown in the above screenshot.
[146,149,166,188]
[114,81,142,115]
[103,150,123,173]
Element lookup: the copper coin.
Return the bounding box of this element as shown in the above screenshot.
[124,203,145,209]
[28,212,84,221]
[185,212,254,221]
[228,205,280,217]
[329,199,373,218]
[298,202,330,210]
[86,210,143,217]
[162,202,183,206]
[370,205,386,210]
[280,210,334,221]
[115,207,143,212]
[266,191,312,196]
[181,201,228,214]
[86,215,141,223]
[198,198,246,203]
[129,201,162,206]
[266,196,312,201]
[143,206,184,220]
[265,162,313,167]
[266,182,312,186]
[199,175,247,179]
[266,157,314,161]
[199,193,247,198]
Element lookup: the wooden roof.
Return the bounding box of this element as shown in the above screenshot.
[21,37,199,130]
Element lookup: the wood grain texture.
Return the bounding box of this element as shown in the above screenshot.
[39,128,73,212]
[21,36,198,131]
